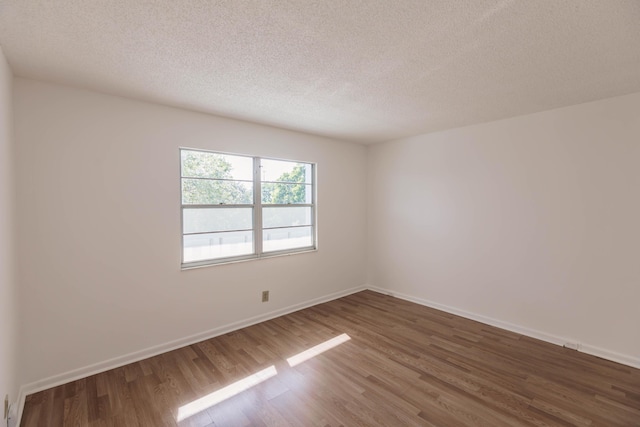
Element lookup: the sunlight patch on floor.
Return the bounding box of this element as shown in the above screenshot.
[177,365,278,421]
[177,333,351,422]
[287,333,351,367]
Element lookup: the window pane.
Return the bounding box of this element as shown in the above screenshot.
[182,179,253,205]
[183,231,253,262]
[261,159,312,184]
[263,207,312,229]
[181,150,253,181]
[262,183,312,204]
[263,226,313,252]
[183,208,252,234]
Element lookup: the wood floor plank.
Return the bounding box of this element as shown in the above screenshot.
[21,290,640,426]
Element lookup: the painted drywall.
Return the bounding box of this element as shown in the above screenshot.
[14,78,367,387]
[0,45,18,412]
[368,92,640,362]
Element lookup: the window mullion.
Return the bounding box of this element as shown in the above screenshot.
[311,163,316,240]
[253,157,263,256]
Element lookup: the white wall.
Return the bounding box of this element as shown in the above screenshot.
[368,92,640,364]
[12,73,640,400]
[0,46,18,410]
[14,78,367,388]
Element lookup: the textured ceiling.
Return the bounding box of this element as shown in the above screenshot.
[1,1,640,144]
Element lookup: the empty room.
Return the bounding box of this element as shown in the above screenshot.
[1,1,639,426]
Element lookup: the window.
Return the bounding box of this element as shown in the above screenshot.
[180,149,316,267]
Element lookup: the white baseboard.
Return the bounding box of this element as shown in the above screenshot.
[367,286,640,370]
[14,284,639,425]
[579,344,640,369]
[15,284,368,426]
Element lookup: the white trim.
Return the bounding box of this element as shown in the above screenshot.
[14,284,368,426]
[579,344,640,369]
[7,392,20,427]
[15,284,639,425]
[367,286,640,370]
[180,149,317,269]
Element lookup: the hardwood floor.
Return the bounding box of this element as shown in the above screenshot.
[21,290,640,426]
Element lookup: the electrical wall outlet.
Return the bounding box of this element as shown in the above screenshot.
[261,290,269,302]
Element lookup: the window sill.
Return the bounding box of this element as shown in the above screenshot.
[180,248,318,270]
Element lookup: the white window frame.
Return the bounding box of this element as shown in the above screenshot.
[180,148,317,268]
